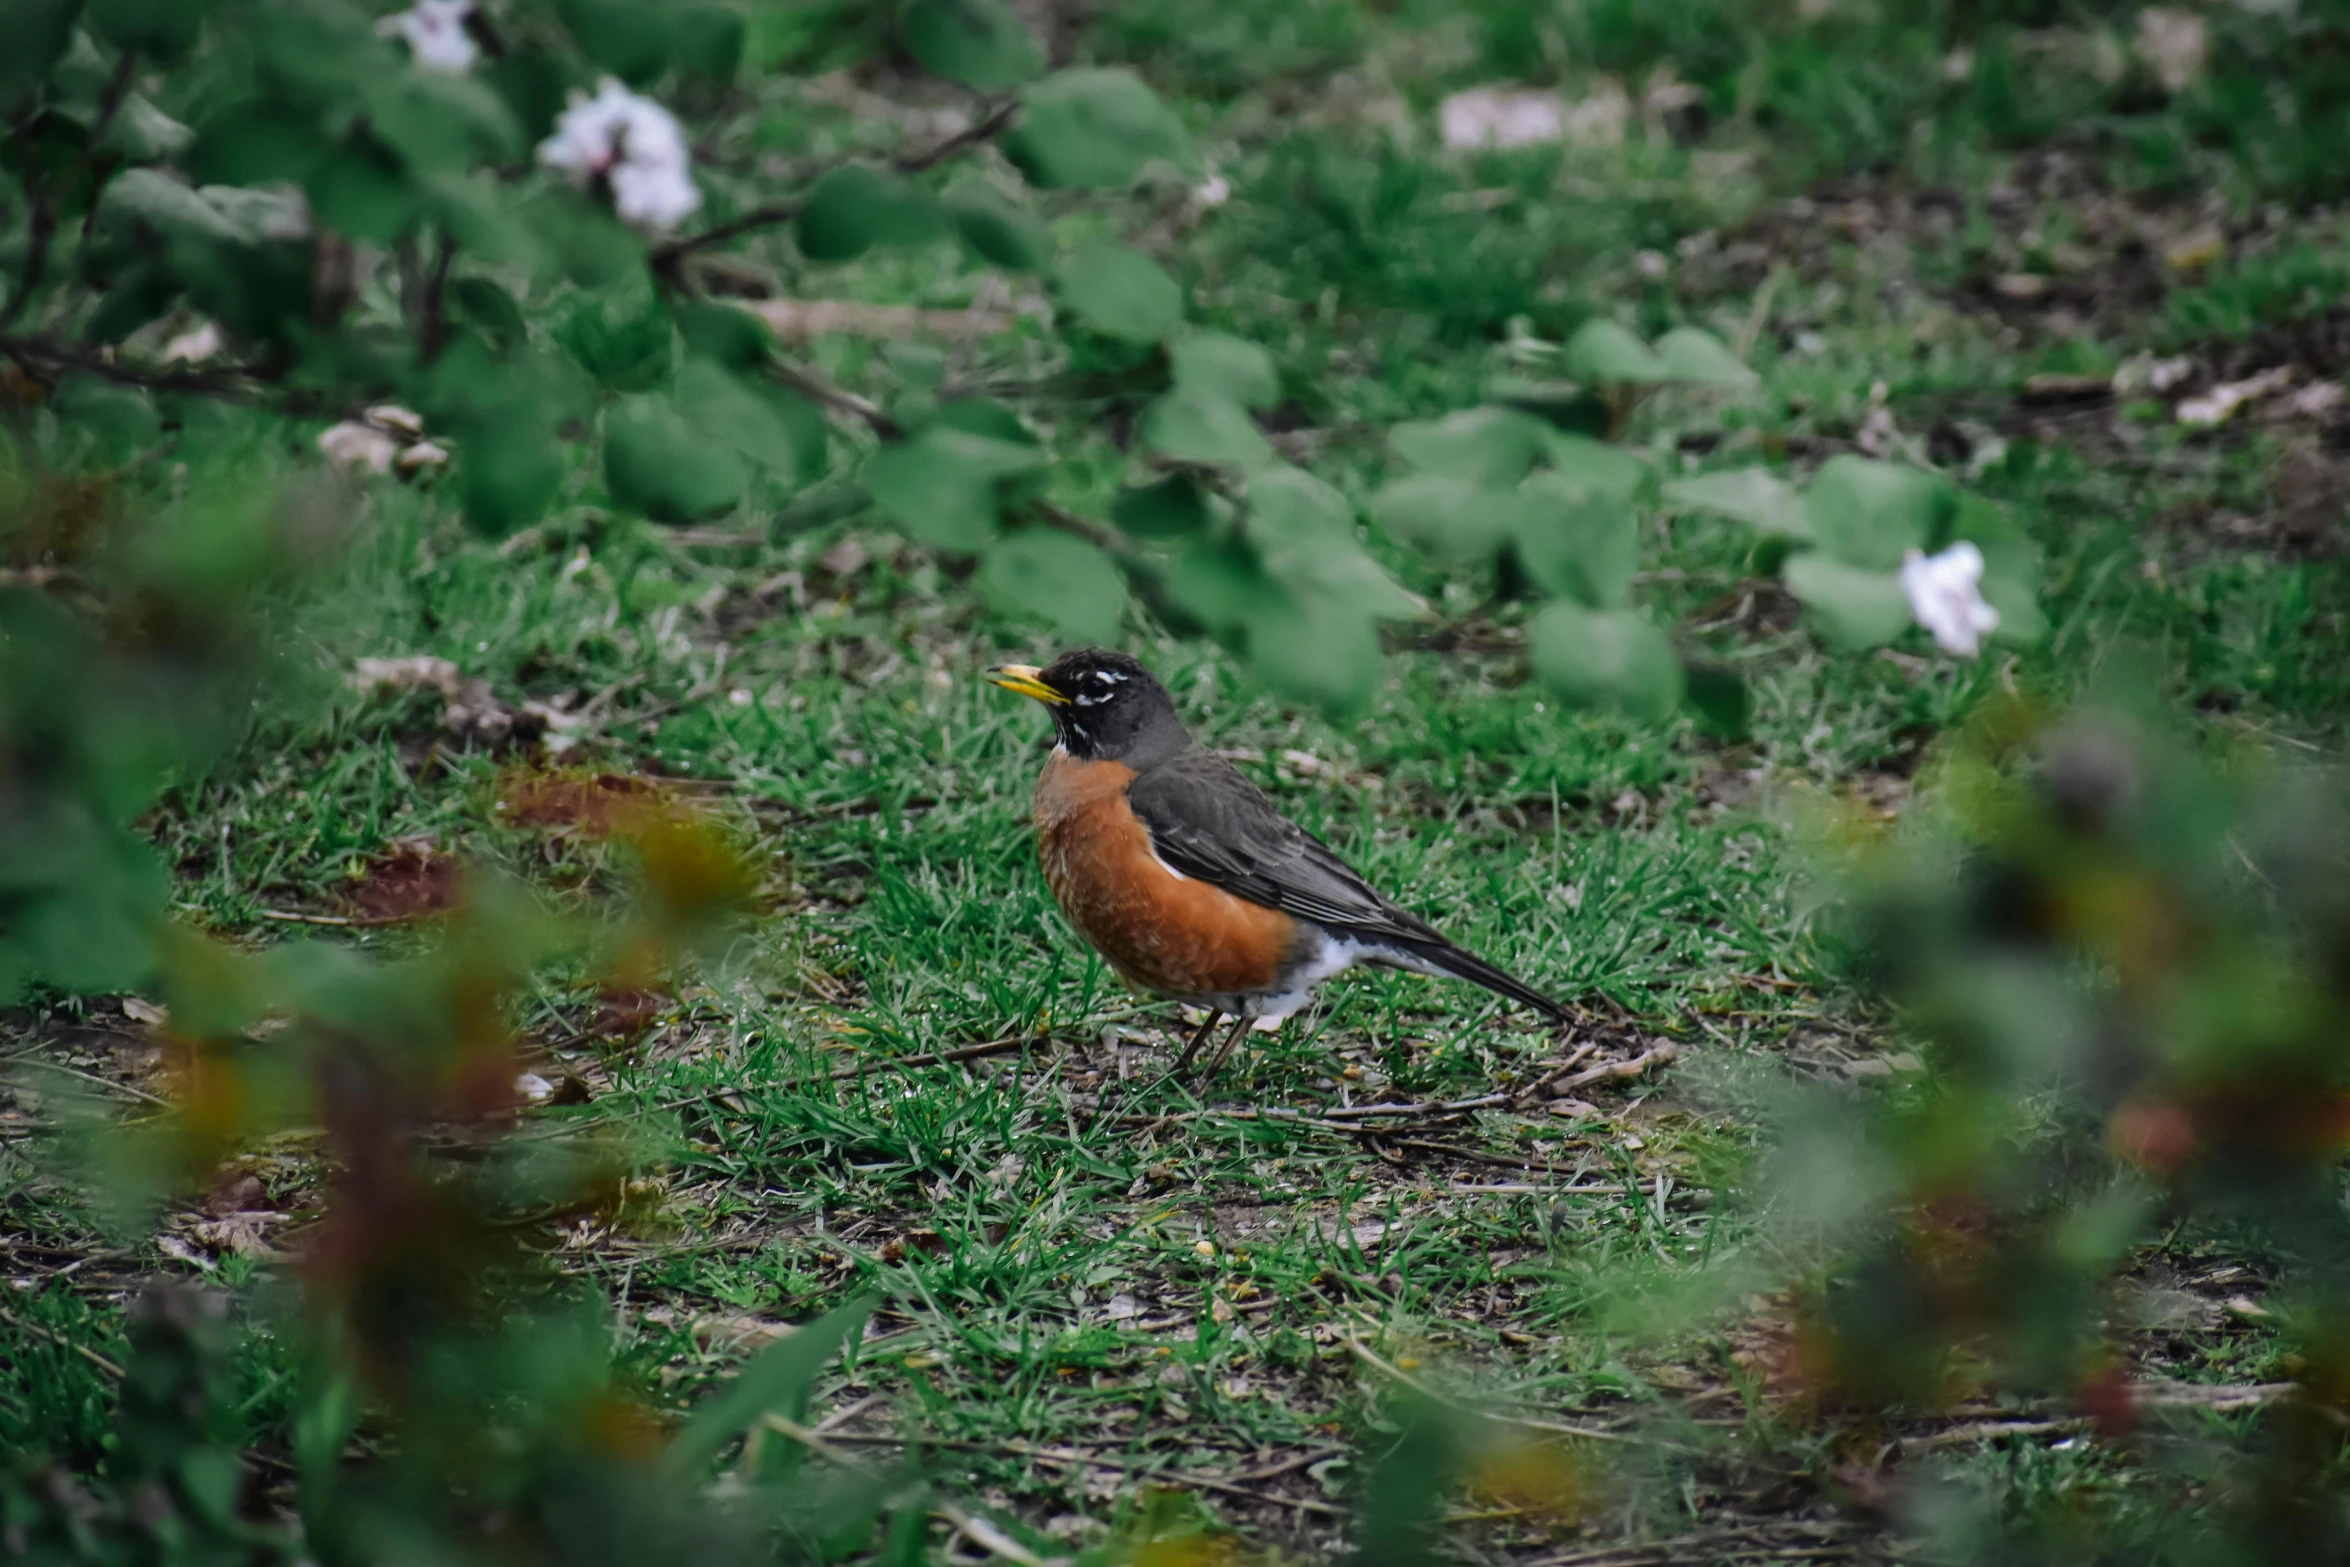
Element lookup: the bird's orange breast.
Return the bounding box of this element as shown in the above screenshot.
[1033,750,1299,1000]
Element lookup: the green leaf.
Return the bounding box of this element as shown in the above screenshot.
[186,101,329,187]
[87,0,210,60]
[365,72,522,174]
[1248,592,1380,713]
[1528,603,1684,721]
[862,425,1044,552]
[604,397,750,523]
[1805,455,1946,571]
[979,530,1129,644]
[1563,319,1669,386]
[1389,406,1548,486]
[1488,375,1612,436]
[1536,432,1652,501]
[1056,242,1183,343]
[49,375,160,455]
[1005,68,1196,189]
[521,187,643,288]
[1112,474,1209,538]
[1682,660,1751,741]
[1516,475,1639,608]
[902,0,1044,91]
[1981,576,2048,648]
[663,1298,877,1479]
[1163,538,1279,633]
[676,4,746,79]
[0,0,80,94]
[558,0,671,82]
[458,416,566,536]
[1139,388,1272,469]
[1366,474,1520,565]
[1661,467,1811,541]
[796,165,949,263]
[676,359,826,484]
[1245,465,1349,544]
[1947,492,2042,592]
[944,184,1053,272]
[1783,551,1913,650]
[1653,326,1757,387]
[305,134,416,245]
[674,302,775,371]
[1169,331,1278,411]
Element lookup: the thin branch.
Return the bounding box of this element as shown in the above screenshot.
[0,332,265,400]
[416,232,457,364]
[0,179,57,333]
[652,99,1017,268]
[892,98,1018,174]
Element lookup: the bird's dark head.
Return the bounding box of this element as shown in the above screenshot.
[986,649,1187,764]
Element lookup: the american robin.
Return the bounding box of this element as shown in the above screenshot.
[987,649,1566,1074]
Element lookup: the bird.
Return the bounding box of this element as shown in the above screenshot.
[986,648,1567,1076]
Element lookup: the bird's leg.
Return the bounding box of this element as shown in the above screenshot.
[1172,1009,1223,1070]
[1197,1014,1255,1080]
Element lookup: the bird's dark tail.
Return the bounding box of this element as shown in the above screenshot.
[1379,938,1570,1020]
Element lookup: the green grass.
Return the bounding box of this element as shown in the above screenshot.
[11,0,2350,1557]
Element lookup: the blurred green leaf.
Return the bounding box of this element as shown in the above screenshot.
[558,0,672,82]
[1367,474,1519,565]
[185,101,331,187]
[1246,465,1348,543]
[1516,475,1639,608]
[664,1297,877,1478]
[1982,576,2049,648]
[86,0,209,60]
[1112,474,1209,538]
[605,396,750,522]
[1169,331,1278,410]
[901,0,1043,91]
[305,134,416,244]
[1005,68,1196,189]
[1783,550,1913,649]
[1682,659,1751,741]
[1389,406,1546,486]
[1662,467,1812,541]
[0,0,79,93]
[522,187,644,288]
[676,359,826,484]
[1806,456,1945,571]
[1563,319,1669,386]
[862,424,1044,551]
[944,183,1053,272]
[676,4,746,79]
[675,302,775,370]
[1947,492,2042,592]
[1528,602,1684,720]
[365,72,522,174]
[458,416,566,536]
[978,529,1129,643]
[1654,326,1757,387]
[796,165,948,262]
[1537,431,1652,501]
[1248,592,1380,712]
[1140,388,1272,468]
[1056,242,1183,343]
[1164,537,1278,632]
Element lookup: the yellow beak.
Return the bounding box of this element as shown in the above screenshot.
[986,664,1068,705]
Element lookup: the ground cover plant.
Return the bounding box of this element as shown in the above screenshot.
[4,0,2350,1562]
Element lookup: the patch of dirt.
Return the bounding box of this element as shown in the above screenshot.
[495,767,668,835]
[341,841,464,922]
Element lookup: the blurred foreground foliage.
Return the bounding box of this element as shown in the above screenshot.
[0,437,909,1560]
[1758,690,2350,1558]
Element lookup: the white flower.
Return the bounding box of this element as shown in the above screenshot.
[1900,542,2001,657]
[379,0,479,74]
[1439,86,1566,150]
[536,78,702,232]
[1192,172,1231,208]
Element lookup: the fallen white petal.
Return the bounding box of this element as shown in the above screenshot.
[1899,541,2001,657]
